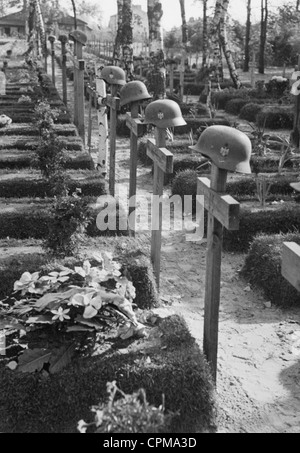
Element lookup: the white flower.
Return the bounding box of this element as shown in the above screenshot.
[51,307,71,322]
[14,272,40,295]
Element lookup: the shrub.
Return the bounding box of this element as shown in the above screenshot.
[265,78,289,98]
[78,382,174,433]
[45,189,93,257]
[223,205,300,252]
[0,172,107,198]
[225,98,251,115]
[171,169,198,200]
[241,233,300,306]
[256,107,294,130]
[138,136,153,166]
[174,117,231,136]
[0,315,216,433]
[239,103,264,122]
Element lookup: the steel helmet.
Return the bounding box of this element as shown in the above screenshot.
[48,35,56,43]
[69,30,87,46]
[120,81,152,106]
[291,182,300,192]
[190,125,252,174]
[143,100,186,128]
[58,34,69,44]
[101,66,126,86]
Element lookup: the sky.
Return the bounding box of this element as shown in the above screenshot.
[98,0,290,30]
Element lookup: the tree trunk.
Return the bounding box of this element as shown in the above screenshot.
[122,0,134,80]
[219,0,242,88]
[243,0,251,72]
[113,0,124,65]
[34,0,46,60]
[26,0,36,57]
[259,0,268,74]
[202,0,209,68]
[297,0,300,12]
[211,0,224,83]
[179,0,188,101]
[71,0,77,30]
[147,0,166,100]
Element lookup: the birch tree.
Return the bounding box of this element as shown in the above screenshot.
[147,0,166,99]
[179,0,188,101]
[218,0,241,88]
[113,0,124,65]
[202,0,209,68]
[121,0,134,80]
[210,0,224,83]
[259,0,268,74]
[243,0,251,72]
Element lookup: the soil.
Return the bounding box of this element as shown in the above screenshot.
[1,43,300,433]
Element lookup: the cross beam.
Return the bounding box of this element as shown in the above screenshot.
[147,129,174,289]
[197,164,240,383]
[282,242,300,292]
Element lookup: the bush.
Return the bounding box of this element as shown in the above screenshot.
[241,233,300,306]
[171,169,198,199]
[223,205,300,252]
[0,315,216,433]
[174,117,231,136]
[45,189,93,257]
[265,78,289,98]
[225,98,251,115]
[0,171,107,198]
[256,107,294,130]
[239,103,264,122]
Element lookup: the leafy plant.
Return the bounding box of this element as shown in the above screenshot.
[78,381,173,433]
[34,100,60,139]
[45,188,92,257]
[0,254,145,374]
[248,119,271,157]
[255,175,273,208]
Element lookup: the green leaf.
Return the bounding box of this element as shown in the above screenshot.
[48,343,77,374]
[66,326,93,333]
[34,293,60,311]
[76,316,104,331]
[26,315,53,325]
[18,349,52,373]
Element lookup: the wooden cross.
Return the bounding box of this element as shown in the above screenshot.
[58,34,68,106]
[48,35,56,86]
[147,128,174,289]
[106,86,121,196]
[282,242,300,292]
[126,104,146,236]
[71,35,85,144]
[198,164,240,383]
[95,63,108,176]
[86,82,96,154]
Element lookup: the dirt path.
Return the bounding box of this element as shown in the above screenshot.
[112,137,300,434]
[52,60,300,434]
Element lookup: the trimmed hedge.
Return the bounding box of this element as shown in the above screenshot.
[241,233,300,306]
[256,107,294,130]
[239,103,264,122]
[172,170,297,201]
[0,236,158,308]
[174,117,231,136]
[225,98,251,115]
[0,314,216,433]
[223,205,300,252]
[0,171,107,198]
